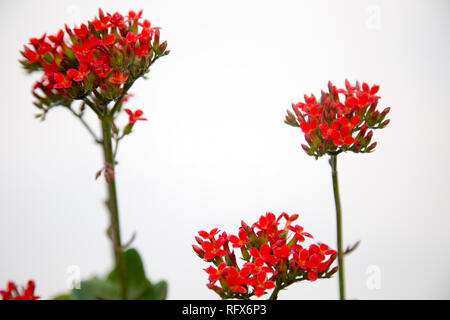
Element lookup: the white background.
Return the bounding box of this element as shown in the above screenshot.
[1,0,449,299]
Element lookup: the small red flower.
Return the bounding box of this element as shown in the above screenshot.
[243,258,273,275]
[125,32,139,44]
[92,16,112,31]
[53,73,72,89]
[24,46,40,64]
[224,267,248,294]
[73,24,89,39]
[102,34,116,47]
[288,225,313,242]
[228,228,251,248]
[48,30,65,47]
[201,238,226,260]
[1,280,39,300]
[205,262,228,283]
[67,64,90,82]
[248,243,275,265]
[248,271,276,297]
[127,10,143,22]
[299,118,318,134]
[253,212,278,233]
[274,244,290,260]
[124,109,147,124]
[309,243,336,261]
[109,71,128,85]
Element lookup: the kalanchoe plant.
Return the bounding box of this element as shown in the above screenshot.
[193,212,338,300]
[19,9,170,300]
[1,281,39,300]
[284,80,391,300]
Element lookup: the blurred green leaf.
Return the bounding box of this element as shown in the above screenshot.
[53,294,71,300]
[71,278,120,300]
[53,248,168,300]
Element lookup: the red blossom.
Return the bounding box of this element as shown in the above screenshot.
[228,228,251,248]
[285,80,390,157]
[127,10,143,22]
[48,30,65,47]
[201,238,227,260]
[109,71,128,85]
[248,271,276,297]
[53,73,72,89]
[67,64,90,82]
[92,16,112,31]
[194,212,337,299]
[288,225,313,242]
[1,280,39,300]
[124,109,147,124]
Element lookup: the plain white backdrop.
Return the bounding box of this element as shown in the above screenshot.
[0,0,449,299]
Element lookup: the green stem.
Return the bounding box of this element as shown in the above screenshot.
[101,117,127,300]
[269,286,281,300]
[329,154,345,300]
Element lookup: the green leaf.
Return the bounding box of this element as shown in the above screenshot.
[53,294,71,300]
[64,248,168,300]
[107,248,148,299]
[71,278,121,300]
[108,248,146,288]
[150,280,168,300]
[137,279,168,300]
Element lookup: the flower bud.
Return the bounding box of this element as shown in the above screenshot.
[367,142,377,151]
[381,119,390,127]
[192,245,205,258]
[301,144,311,153]
[195,236,203,245]
[328,266,338,276]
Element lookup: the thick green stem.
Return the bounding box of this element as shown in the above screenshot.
[101,117,127,300]
[329,154,345,300]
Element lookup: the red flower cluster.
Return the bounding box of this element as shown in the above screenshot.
[20,9,169,119]
[285,80,390,158]
[193,212,337,299]
[1,280,39,300]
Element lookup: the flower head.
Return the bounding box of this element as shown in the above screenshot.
[285,80,390,158]
[125,108,147,124]
[19,9,170,121]
[1,280,39,300]
[193,212,337,299]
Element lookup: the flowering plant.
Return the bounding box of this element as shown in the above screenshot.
[193,212,338,300]
[285,80,390,158]
[1,281,39,300]
[285,80,390,299]
[18,8,169,300]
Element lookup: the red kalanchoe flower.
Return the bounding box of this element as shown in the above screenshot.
[92,16,112,31]
[194,212,337,299]
[67,64,90,82]
[24,46,40,64]
[124,109,147,124]
[1,280,39,300]
[205,262,228,284]
[285,80,390,158]
[288,225,313,242]
[127,10,143,22]
[201,238,227,260]
[248,271,276,297]
[20,8,169,121]
[224,267,248,294]
[228,228,251,248]
[243,258,273,276]
[309,243,336,261]
[53,73,72,89]
[109,71,128,85]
